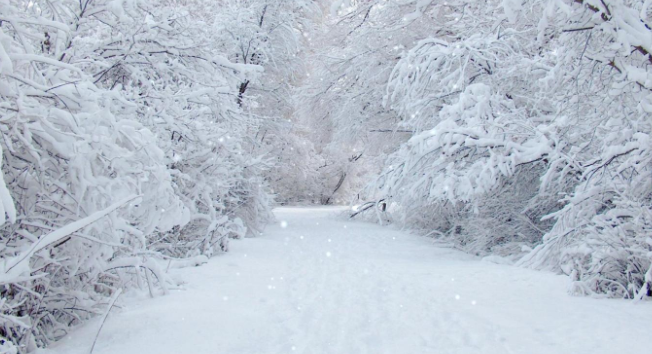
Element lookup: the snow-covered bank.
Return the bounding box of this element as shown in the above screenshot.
[39,207,652,354]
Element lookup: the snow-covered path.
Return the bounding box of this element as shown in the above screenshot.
[42,207,652,354]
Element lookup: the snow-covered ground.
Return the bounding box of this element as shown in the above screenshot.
[40,207,652,354]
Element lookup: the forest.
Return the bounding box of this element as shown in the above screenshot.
[1,0,651,353]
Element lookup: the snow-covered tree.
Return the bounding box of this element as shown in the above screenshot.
[209,0,324,205]
[297,0,438,204]
[320,0,651,298]
[0,0,291,350]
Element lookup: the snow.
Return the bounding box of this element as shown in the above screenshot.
[2,195,141,282]
[38,207,652,354]
[0,147,16,226]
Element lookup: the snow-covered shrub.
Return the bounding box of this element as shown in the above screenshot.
[377,78,560,255]
[516,0,652,299]
[0,0,191,349]
[337,0,652,298]
[0,0,283,351]
[89,0,274,255]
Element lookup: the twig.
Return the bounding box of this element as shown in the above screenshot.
[89,288,123,354]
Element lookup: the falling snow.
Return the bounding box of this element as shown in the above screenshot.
[6,0,651,351]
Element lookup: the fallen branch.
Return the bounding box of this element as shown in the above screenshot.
[350,199,386,219]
